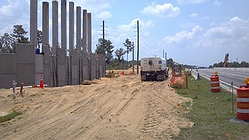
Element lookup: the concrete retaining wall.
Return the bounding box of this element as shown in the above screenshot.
[16,44,35,86]
[0,53,16,88]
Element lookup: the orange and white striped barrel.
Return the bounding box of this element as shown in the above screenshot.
[237,85,249,120]
[210,75,220,92]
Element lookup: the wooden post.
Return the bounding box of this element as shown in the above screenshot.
[13,80,17,99]
[185,73,188,89]
[231,81,234,114]
[20,83,24,97]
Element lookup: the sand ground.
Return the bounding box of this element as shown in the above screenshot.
[0,73,193,140]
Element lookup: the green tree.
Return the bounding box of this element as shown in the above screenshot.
[241,61,249,67]
[115,48,126,62]
[115,48,126,69]
[95,38,114,64]
[0,33,17,53]
[11,25,29,43]
[123,38,132,61]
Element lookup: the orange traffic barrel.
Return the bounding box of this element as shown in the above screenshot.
[210,75,220,92]
[237,85,249,120]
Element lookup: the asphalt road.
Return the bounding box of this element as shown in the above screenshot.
[192,68,249,89]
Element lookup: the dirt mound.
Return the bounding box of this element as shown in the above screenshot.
[0,74,193,140]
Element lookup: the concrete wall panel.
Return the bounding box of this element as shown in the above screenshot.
[0,54,16,73]
[72,65,78,85]
[71,51,79,85]
[98,54,105,77]
[83,66,89,80]
[16,44,35,64]
[0,54,16,88]
[91,54,97,79]
[0,74,16,88]
[16,63,35,85]
[35,55,43,73]
[16,44,35,86]
[43,45,51,86]
[99,66,103,77]
[57,48,67,86]
[58,65,66,86]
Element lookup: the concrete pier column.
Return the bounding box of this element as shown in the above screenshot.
[76,6,81,52]
[52,0,58,52]
[61,0,67,49]
[87,13,92,80]
[52,0,58,86]
[69,2,74,52]
[83,9,87,52]
[76,6,82,83]
[87,13,92,53]
[42,2,49,49]
[42,2,50,86]
[69,2,74,85]
[30,0,37,49]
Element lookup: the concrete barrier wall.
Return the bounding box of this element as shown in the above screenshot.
[71,51,79,85]
[16,44,35,86]
[91,54,97,79]
[82,52,89,80]
[0,45,105,88]
[57,48,67,86]
[0,53,16,88]
[98,54,105,77]
[43,45,51,86]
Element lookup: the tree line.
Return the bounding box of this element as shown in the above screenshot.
[0,25,43,53]
[1,25,176,70]
[0,24,136,69]
[209,61,249,68]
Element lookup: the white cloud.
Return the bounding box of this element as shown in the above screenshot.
[214,0,222,6]
[166,16,249,50]
[164,25,203,44]
[190,13,198,17]
[230,16,243,22]
[95,11,112,20]
[0,0,30,36]
[73,0,111,14]
[141,2,180,18]
[177,0,208,4]
[118,19,154,32]
[202,16,249,47]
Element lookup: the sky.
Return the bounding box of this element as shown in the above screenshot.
[0,0,248,67]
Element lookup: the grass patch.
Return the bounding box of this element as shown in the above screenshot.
[173,75,249,140]
[0,112,22,123]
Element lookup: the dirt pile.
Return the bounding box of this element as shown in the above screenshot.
[0,74,193,140]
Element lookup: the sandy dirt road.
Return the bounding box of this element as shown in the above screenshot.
[0,74,193,140]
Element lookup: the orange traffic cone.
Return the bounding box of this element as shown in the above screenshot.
[40,74,44,88]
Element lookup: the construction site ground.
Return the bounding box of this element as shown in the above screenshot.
[0,71,193,140]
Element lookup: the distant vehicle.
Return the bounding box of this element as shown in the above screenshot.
[140,57,168,81]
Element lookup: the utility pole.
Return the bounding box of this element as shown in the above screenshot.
[137,20,139,74]
[102,20,106,75]
[102,20,105,55]
[132,42,134,75]
[163,50,165,58]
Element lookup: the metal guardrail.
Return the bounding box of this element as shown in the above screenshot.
[190,70,238,94]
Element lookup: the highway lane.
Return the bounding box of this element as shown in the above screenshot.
[195,68,249,88]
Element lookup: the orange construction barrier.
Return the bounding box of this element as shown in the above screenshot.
[210,74,220,92]
[237,85,249,120]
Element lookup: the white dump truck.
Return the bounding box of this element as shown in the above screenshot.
[140,57,168,81]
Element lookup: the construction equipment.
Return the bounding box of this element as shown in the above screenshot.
[224,53,229,67]
[140,57,168,81]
